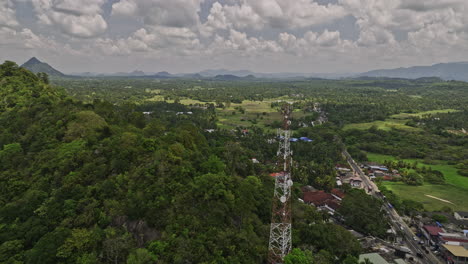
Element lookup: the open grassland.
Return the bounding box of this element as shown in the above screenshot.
[367,152,468,211]
[367,153,467,189]
[383,182,468,211]
[146,96,304,131]
[343,109,459,131]
[390,109,459,119]
[343,119,420,131]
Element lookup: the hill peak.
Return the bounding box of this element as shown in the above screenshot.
[25,57,42,64]
[21,57,65,77]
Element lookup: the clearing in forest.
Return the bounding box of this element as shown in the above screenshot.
[343,109,459,131]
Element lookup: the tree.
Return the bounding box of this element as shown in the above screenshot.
[338,189,388,237]
[0,61,19,77]
[37,72,49,84]
[343,255,359,264]
[126,248,157,264]
[432,214,448,223]
[284,248,314,264]
[64,111,108,142]
[200,155,226,174]
[403,171,424,186]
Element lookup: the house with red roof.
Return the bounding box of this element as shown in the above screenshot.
[302,189,345,214]
[331,188,345,200]
[422,225,445,244]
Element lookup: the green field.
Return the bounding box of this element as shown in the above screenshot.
[343,119,420,131]
[383,182,468,211]
[390,109,459,119]
[367,153,468,211]
[343,109,459,131]
[149,96,305,131]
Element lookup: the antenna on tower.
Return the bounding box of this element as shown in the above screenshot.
[268,103,293,264]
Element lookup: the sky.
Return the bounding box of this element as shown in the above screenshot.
[1,0,468,74]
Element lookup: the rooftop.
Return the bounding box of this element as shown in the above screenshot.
[423,225,444,236]
[303,191,335,205]
[456,211,468,217]
[443,244,468,257]
[359,253,389,264]
[331,188,345,199]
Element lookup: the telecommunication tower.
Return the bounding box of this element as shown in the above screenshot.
[268,103,293,264]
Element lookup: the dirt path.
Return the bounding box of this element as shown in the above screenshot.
[425,194,455,204]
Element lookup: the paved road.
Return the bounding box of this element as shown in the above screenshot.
[343,150,442,264]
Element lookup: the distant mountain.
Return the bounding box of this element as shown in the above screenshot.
[195,68,353,79]
[155,71,172,77]
[110,70,147,77]
[129,70,146,76]
[213,74,243,80]
[359,62,468,81]
[21,57,65,77]
[180,73,203,79]
[199,69,255,77]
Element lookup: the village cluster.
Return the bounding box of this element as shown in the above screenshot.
[295,161,468,264]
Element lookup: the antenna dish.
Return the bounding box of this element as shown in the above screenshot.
[280,196,286,203]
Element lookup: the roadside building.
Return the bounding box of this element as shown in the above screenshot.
[422,225,444,244]
[349,177,362,188]
[358,253,406,264]
[359,253,390,264]
[455,212,468,221]
[441,244,468,264]
[440,233,468,245]
[374,170,385,177]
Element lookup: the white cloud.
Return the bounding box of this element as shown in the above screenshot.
[399,0,465,12]
[4,0,468,73]
[208,29,282,56]
[111,0,138,16]
[202,0,348,36]
[248,0,348,29]
[93,26,201,56]
[112,0,204,28]
[0,26,77,54]
[32,0,107,38]
[0,0,19,28]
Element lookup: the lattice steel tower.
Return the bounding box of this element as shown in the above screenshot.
[268,103,293,264]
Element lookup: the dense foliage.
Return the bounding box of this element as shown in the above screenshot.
[0,62,365,263]
[337,189,388,238]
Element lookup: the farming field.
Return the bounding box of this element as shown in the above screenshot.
[343,119,420,131]
[389,109,459,119]
[367,153,468,211]
[147,95,306,131]
[383,182,468,211]
[343,109,458,131]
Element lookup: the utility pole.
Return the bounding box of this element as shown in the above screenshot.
[268,103,293,264]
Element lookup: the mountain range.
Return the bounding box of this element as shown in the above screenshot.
[19,58,468,81]
[359,62,468,81]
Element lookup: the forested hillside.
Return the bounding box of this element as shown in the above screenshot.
[0,62,366,263]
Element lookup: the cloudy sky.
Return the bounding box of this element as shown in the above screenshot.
[1,0,468,74]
